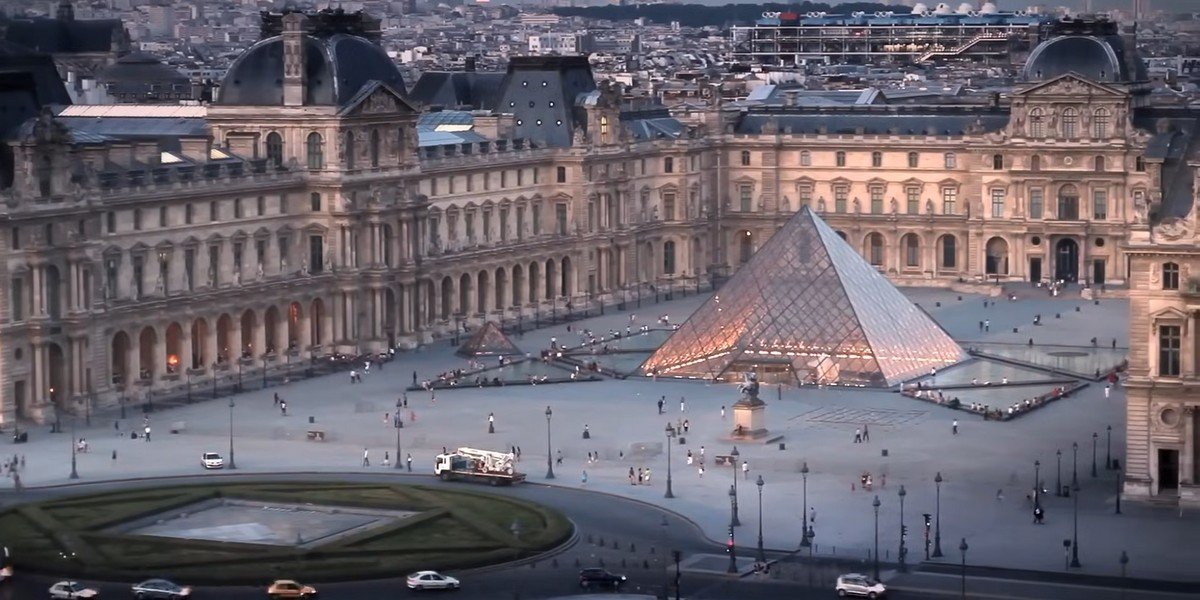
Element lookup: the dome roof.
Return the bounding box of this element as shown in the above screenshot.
[1022,34,1147,84]
[217,33,405,106]
[97,51,188,84]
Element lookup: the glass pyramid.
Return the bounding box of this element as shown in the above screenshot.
[641,206,966,387]
[456,321,523,357]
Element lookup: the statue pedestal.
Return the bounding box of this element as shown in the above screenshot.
[732,398,768,440]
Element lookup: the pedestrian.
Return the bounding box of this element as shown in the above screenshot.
[978,320,983,332]
[144,426,151,442]
[1104,384,1111,399]
[556,449,563,466]
[698,465,705,478]
[686,450,693,466]
[362,448,370,467]
[114,420,119,433]
[112,449,117,462]
[683,419,690,433]
[644,468,651,484]
[809,507,816,524]
[996,488,1004,502]
[680,397,686,412]
[350,369,357,383]
[516,446,522,460]
[1033,506,1045,524]
[952,419,959,435]
[407,453,413,472]
[383,451,390,468]
[699,445,705,460]
[720,405,726,419]
[384,413,389,425]
[582,470,588,485]
[657,397,664,414]
[984,319,990,332]
[274,392,280,406]
[280,401,287,416]
[742,460,749,480]
[402,393,409,408]
[854,428,862,443]
[637,468,644,484]
[862,424,870,442]
[412,371,418,386]
[629,467,635,485]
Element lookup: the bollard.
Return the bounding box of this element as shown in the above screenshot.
[1094,300,1100,305]
[1056,313,1061,319]
[630,543,636,553]
[308,416,315,424]
[574,557,581,567]
[598,537,604,547]
[643,559,650,569]
[587,534,594,544]
[935,301,941,307]
[621,558,626,568]
[957,296,962,301]
[1013,327,1019,333]
[613,540,620,549]
[552,558,558,568]
[881,449,888,457]
[779,442,786,451]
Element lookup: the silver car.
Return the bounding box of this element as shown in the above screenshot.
[835,573,887,598]
[131,578,192,599]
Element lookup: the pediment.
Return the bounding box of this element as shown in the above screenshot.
[1015,74,1125,99]
[339,82,419,117]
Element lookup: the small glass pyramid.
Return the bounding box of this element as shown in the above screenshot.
[456,321,523,357]
[641,206,966,387]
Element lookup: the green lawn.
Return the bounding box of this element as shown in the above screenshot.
[0,481,571,584]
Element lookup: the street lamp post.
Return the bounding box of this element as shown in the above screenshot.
[959,538,969,600]
[665,423,676,498]
[228,398,237,470]
[1106,425,1113,470]
[1115,466,1123,515]
[933,472,944,558]
[544,406,555,480]
[872,495,881,580]
[730,446,741,526]
[1034,460,1042,510]
[898,484,908,573]
[69,417,78,480]
[1092,432,1098,478]
[1070,479,1081,568]
[1056,449,1063,497]
[755,475,765,562]
[1072,442,1079,489]
[394,414,403,470]
[800,462,812,548]
[727,485,738,574]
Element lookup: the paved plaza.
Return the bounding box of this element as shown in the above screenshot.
[4,284,1196,584]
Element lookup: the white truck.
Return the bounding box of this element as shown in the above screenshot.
[434,447,526,486]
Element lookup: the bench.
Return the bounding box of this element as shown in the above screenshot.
[306,430,326,441]
[714,455,736,467]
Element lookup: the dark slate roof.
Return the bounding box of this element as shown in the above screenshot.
[1022,35,1147,84]
[492,56,596,148]
[1,15,125,54]
[0,51,72,139]
[47,116,207,146]
[409,71,505,110]
[1132,109,1200,221]
[620,108,685,141]
[218,33,405,106]
[98,51,188,84]
[734,108,1009,136]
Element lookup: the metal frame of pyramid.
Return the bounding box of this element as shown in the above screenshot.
[456,321,523,358]
[640,206,967,387]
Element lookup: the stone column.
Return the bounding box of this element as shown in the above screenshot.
[154,326,167,382]
[181,324,194,372]
[129,332,141,384]
[31,265,43,315]
[321,298,334,347]
[205,320,220,369]
[299,308,312,349]
[375,288,386,338]
[253,312,267,358]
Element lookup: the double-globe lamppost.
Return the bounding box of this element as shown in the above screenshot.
[665,423,676,499]
[228,397,237,469]
[898,484,907,572]
[932,472,944,558]
[729,446,741,526]
[872,495,881,580]
[545,406,555,480]
[755,475,765,562]
[800,461,812,548]
[726,485,738,574]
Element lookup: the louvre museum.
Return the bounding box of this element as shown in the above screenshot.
[0,8,1196,503]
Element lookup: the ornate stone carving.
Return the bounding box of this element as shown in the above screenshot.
[1154,217,1194,243]
[363,92,398,114]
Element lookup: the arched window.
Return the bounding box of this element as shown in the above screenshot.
[866,233,884,266]
[1030,155,1041,172]
[903,234,920,268]
[663,240,676,274]
[1093,108,1110,139]
[1028,108,1045,138]
[1057,184,1079,220]
[740,151,751,166]
[1094,156,1105,172]
[1163,262,1180,290]
[370,129,380,168]
[305,132,324,170]
[939,235,957,269]
[1062,108,1078,139]
[265,132,283,167]
[344,130,355,170]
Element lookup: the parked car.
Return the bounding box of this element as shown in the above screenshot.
[132,578,192,599]
[266,579,316,599]
[835,573,887,598]
[0,545,11,582]
[48,581,99,599]
[405,571,460,590]
[579,568,626,589]
[201,452,224,470]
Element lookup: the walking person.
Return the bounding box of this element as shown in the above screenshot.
[144,426,151,442]
[383,451,390,468]
[984,319,990,332]
[637,468,644,485]
[854,428,862,444]
[407,453,413,472]
[629,467,635,485]
[1104,384,1111,398]
[862,424,870,442]
[362,448,370,467]
[721,405,726,420]
[680,397,686,412]
[952,419,959,435]
[657,397,664,414]
[280,400,287,416]
[741,460,749,480]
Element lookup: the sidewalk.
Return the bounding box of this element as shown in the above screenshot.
[4,287,1195,584]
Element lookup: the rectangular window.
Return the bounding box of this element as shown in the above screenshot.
[184,248,195,291]
[10,278,23,321]
[587,201,596,233]
[466,175,474,192]
[870,187,883,214]
[942,188,957,215]
[1092,190,1108,220]
[907,152,919,168]
[159,206,168,227]
[310,193,322,212]
[800,151,811,166]
[448,177,456,195]
[533,168,539,184]
[257,196,266,216]
[133,209,142,231]
[664,157,674,173]
[500,171,508,188]
[209,201,218,222]
[500,207,509,242]
[106,212,116,233]
[517,170,524,186]
[739,186,752,212]
[663,193,676,221]
[556,166,567,183]
[465,212,476,244]
[556,203,568,235]
[44,224,53,246]
[991,188,1005,218]
[532,203,542,235]
[944,153,957,169]
[309,236,324,274]
[871,152,882,168]
[10,227,18,250]
[1030,188,1044,219]
[256,239,267,269]
[517,206,526,240]
[483,210,492,242]
[835,151,846,167]
[906,187,920,214]
[106,258,118,297]
[799,186,812,209]
[185,203,194,224]
[234,198,243,219]
[232,242,244,277]
[132,255,144,298]
[208,246,219,286]
[279,194,289,214]
[835,186,848,213]
[1159,325,1181,377]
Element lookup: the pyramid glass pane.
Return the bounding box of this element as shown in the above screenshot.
[457,322,522,357]
[641,207,966,387]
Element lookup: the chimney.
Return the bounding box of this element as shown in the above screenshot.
[281,12,307,107]
[178,136,212,162]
